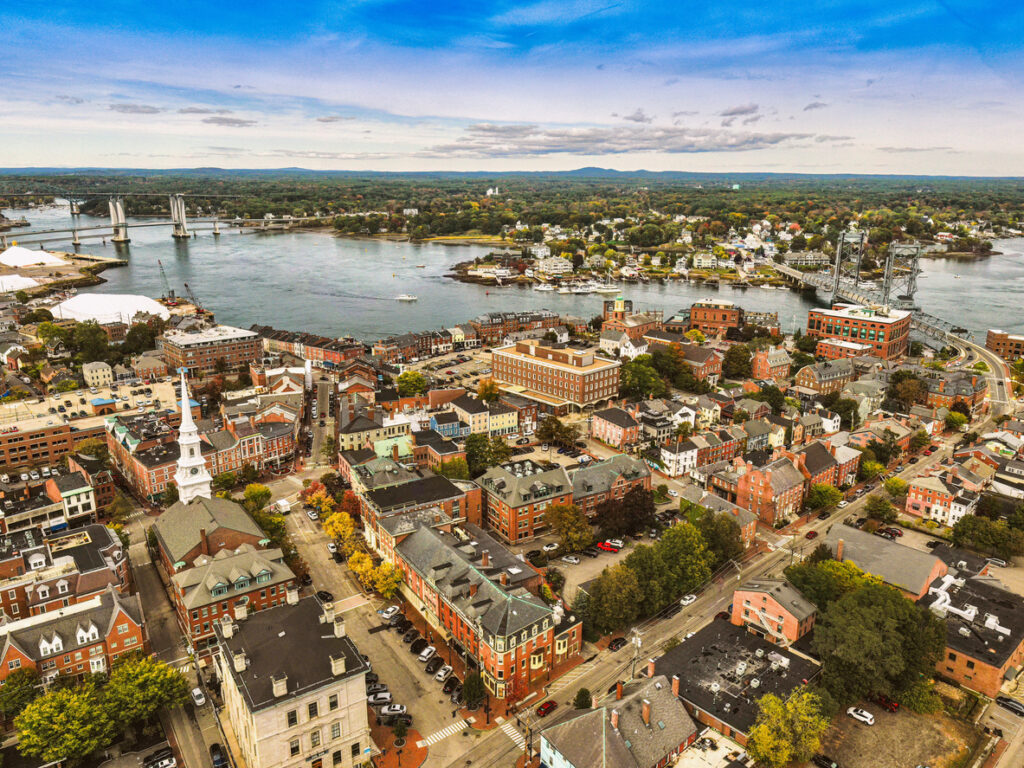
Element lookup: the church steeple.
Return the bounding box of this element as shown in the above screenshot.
[173,370,212,505]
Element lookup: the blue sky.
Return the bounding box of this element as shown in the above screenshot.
[1,1,1021,173]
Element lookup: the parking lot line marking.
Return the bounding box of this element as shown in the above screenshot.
[415,719,471,748]
[501,720,526,749]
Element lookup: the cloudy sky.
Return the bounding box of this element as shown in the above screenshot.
[1,1,1021,174]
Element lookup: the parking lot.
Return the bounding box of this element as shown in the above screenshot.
[410,349,493,390]
[0,377,177,425]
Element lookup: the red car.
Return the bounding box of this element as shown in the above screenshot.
[536,700,558,717]
[804,530,819,540]
[597,542,620,553]
[874,693,900,712]
[887,527,903,537]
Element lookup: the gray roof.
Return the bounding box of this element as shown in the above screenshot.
[53,471,91,494]
[764,458,806,493]
[924,576,1024,668]
[172,544,294,609]
[541,675,697,768]
[395,525,554,637]
[797,441,838,478]
[477,460,570,508]
[154,496,267,565]
[824,525,941,595]
[572,454,650,498]
[679,486,757,528]
[739,578,816,622]
[214,596,369,712]
[451,393,489,415]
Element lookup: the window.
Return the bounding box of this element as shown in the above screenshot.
[308,702,319,719]
[966,660,975,670]
[329,693,338,711]
[289,739,300,757]
[286,709,298,727]
[333,751,342,766]
[948,652,957,661]
[118,623,129,635]
[310,730,321,748]
[351,744,360,759]
[7,659,20,670]
[331,722,341,740]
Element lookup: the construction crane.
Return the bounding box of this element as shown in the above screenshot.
[157,260,178,305]
[183,282,209,316]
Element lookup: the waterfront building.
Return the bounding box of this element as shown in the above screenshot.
[986,329,1024,362]
[815,337,874,360]
[491,339,620,412]
[161,324,262,376]
[688,298,744,336]
[806,303,911,360]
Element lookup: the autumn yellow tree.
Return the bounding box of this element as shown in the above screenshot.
[372,562,403,598]
[348,551,374,589]
[323,511,357,555]
[477,378,501,403]
[307,488,337,517]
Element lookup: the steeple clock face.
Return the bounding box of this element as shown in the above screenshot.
[191,468,199,475]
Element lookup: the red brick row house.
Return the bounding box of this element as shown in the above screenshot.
[590,407,642,449]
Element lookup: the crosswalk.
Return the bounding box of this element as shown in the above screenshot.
[547,658,598,695]
[500,720,526,749]
[416,718,471,748]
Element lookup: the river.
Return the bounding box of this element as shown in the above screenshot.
[2,204,1021,342]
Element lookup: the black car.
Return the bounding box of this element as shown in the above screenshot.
[996,696,1024,717]
[817,510,831,520]
[332,551,344,563]
[299,573,313,586]
[394,618,412,633]
[209,743,229,768]
[315,590,335,603]
[442,676,460,694]
[365,672,379,685]
[386,613,404,627]
[811,756,838,768]
[662,603,682,619]
[449,683,464,704]
[381,713,413,727]
[925,540,942,549]
[425,657,444,674]
[410,638,429,654]
[608,637,627,652]
[581,548,599,558]
[403,628,420,643]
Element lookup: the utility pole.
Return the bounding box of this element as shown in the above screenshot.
[628,627,643,680]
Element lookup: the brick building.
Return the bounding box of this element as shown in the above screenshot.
[687,299,744,336]
[815,338,875,360]
[710,455,806,526]
[751,347,792,381]
[730,579,816,645]
[571,454,651,517]
[794,358,856,394]
[491,340,620,412]
[0,417,106,473]
[985,329,1024,362]
[806,304,911,360]
[601,297,663,340]
[476,460,572,544]
[161,324,262,376]
[152,496,267,573]
[67,453,116,511]
[590,407,641,449]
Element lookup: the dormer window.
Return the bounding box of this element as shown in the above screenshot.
[56,581,69,595]
[76,623,100,645]
[36,586,49,600]
[28,554,46,570]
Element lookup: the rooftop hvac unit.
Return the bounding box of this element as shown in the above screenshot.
[755,648,765,658]
[735,661,748,676]
[751,679,760,689]
[710,682,720,694]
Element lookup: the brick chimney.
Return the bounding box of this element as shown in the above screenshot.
[641,699,651,727]
[646,658,655,678]
[481,550,490,567]
[199,527,209,556]
[590,693,599,708]
[616,681,624,700]
[469,583,478,597]
[499,572,508,586]
[836,538,845,561]
[610,709,620,730]
[672,674,680,697]
[392,444,400,461]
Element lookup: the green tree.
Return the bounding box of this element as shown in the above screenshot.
[623,544,673,617]
[71,321,110,363]
[804,484,842,511]
[320,435,337,462]
[16,684,116,765]
[911,430,931,451]
[747,689,830,768]
[477,378,500,403]
[945,411,968,430]
[212,471,237,491]
[858,460,885,481]
[462,671,486,709]
[589,563,643,632]
[952,515,1024,559]
[436,457,470,480]
[0,668,41,719]
[544,503,593,552]
[465,433,493,477]
[242,483,272,514]
[73,437,108,465]
[396,370,427,397]
[595,486,656,538]
[104,655,189,728]
[884,477,909,498]
[573,687,593,709]
[865,494,896,523]
[241,463,259,483]
[813,583,945,703]
[656,522,712,596]
[619,355,666,399]
[693,508,743,570]
[784,559,879,610]
[392,717,409,744]
[161,482,179,506]
[722,344,752,379]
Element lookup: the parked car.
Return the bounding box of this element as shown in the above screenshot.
[925,540,942,549]
[536,700,558,717]
[144,749,177,768]
[190,687,207,707]
[987,557,1008,568]
[715,610,731,621]
[442,676,460,694]
[811,756,839,768]
[315,590,335,603]
[874,529,896,541]
[449,683,464,704]
[561,554,581,565]
[393,618,412,633]
[608,637,627,652]
[838,500,849,508]
[516,438,530,445]
[380,704,407,717]
[805,530,819,540]
[299,573,313,586]
[874,693,899,712]
[366,683,388,696]
[327,542,338,554]
[435,664,453,682]
[418,646,437,663]
[381,712,413,727]
[597,542,619,553]
[662,603,682,619]
[365,672,379,685]
[368,692,393,706]
[403,628,420,643]
[680,594,697,606]
[667,489,679,497]
[886,527,904,537]
[817,511,830,520]
[581,547,599,558]
[542,542,559,552]
[425,657,444,674]
[209,743,229,768]
[379,605,401,620]
[846,707,874,725]
[306,509,319,521]
[995,696,1024,717]
[606,538,625,548]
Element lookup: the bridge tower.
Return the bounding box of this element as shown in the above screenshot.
[169,194,190,239]
[830,230,867,305]
[69,198,81,215]
[108,197,130,243]
[881,241,922,310]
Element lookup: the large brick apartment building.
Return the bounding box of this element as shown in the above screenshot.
[161,324,262,376]
[986,329,1024,362]
[491,339,620,412]
[806,303,911,360]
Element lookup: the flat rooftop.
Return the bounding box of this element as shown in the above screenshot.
[810,303,910,323]
[163,324,258,346]
[493,341,619,373]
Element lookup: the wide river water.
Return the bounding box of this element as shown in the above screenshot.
[3,204,1022,342]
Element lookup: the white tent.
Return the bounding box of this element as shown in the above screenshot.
[0,274,40,292]
[0,246,65,268]
[53,293,171,325]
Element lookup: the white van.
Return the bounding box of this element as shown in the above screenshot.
[275,499,292,515]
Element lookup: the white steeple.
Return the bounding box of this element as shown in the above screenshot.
[173,370,212,505]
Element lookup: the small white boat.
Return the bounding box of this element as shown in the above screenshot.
[594,285,619,294]
[558,286,572,294]
[534,283,555,292]
[395,294,418,302]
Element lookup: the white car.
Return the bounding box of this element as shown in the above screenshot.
[327,542,338,554]
[542,543,559,552]
[846,707,874,726]
[380,704,407,717]
[667,489,679,497]
[606,539,624,548]
[418,646,437,663]
[838,500,848,508]
[561,555,581,565]
[306,509,319,521]
[190,687,207,707]
[379,605,401,620]
[435,664,453,682]
[680,594,697,606]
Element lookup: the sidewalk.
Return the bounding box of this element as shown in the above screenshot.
[369,712,425,768]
